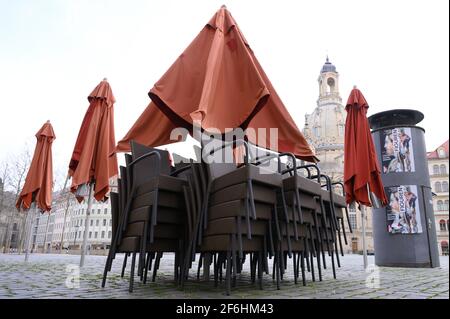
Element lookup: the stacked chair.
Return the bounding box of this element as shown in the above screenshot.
[102,140,352,295]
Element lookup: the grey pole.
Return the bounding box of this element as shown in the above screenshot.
[59,175,71,253]
[24,204,38,262]
[361,205,368,269]
[80,183,94,267]
[42,213,50,253]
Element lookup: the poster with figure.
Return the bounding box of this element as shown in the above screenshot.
[386,185,422,234]
[381,127,415,173]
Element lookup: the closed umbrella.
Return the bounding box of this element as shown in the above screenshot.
[344,86,388,268]
[116,6,316,162]
[68,78,118,267]
[16,120,55,261]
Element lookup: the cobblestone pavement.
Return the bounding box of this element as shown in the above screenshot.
[0,253,448,299]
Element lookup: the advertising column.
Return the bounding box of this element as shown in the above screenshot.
[368,109,440,267]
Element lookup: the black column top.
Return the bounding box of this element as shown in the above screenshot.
[368,109,424,130]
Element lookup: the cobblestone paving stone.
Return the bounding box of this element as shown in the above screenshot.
[0,253,448,299]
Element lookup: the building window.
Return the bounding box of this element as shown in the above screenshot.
[441,241,449,255]
[440,164,447,175]
[438,148,446,158]
[98,209,101,215]
[433,165,440,175]
[13,223,18,231]
[349,213,357,230]
[338,124,344,136]
[445,200,449,211]
[94,232,98,239]
[439,220,447,231]
[96,220,99,226]
[101,231,105,239]
[104,208,108,214]
[90,220,93,226]
[109,219,112,226]
[89,232,92,239]
[103,219,106,226]
[435,182,442,193]
[437,200,444,211]
[108,231,112,238]
[442,181,448,192]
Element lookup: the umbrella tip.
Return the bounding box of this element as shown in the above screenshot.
[46,120,50,123]
[353,85,357,89]
[103,77,108,81]
[221,4,227,9]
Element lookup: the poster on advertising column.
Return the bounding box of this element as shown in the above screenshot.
[381,127,415,173]
[386,185,422,234]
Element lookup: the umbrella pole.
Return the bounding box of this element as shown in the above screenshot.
[361,204,368,269]
[24,204,38,262]
[80,183,94,267]
[59,175,71,254]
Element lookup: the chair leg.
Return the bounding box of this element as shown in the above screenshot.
[331,247,337,279]
[152,252,162,282]
[121,253,129,278]
[293,252,298,284]
[143,252,151,284]
[304,237,311,272]
[250,253,256,284]
[257,251,263,290]
[129,252,136,293]
[197,253,203,280]
[214,253,220,288]
[275,250,281,290]
[300,251,306,286]
[226,250,231,296]
[231,235,237,287]
[101,254,111,288]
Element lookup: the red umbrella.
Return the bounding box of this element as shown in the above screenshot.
[344,87,388,207]
[16,121,55,212]
[69,79,118,202]
[116,6,316,162]
[16,120,55,261]
[68,79,118,267]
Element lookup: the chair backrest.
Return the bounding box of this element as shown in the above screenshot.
[130,140,171,187]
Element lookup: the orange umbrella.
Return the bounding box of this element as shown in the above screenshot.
[117,6,316,162]
[69,79,118,202]
[344,87,388,206]
[16,121,55,212]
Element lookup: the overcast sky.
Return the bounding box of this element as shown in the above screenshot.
[0,0,448,177]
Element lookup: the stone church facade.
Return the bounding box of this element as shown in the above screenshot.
[303,58,374,254]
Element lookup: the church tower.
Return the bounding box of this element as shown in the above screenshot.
[304,57,346,181]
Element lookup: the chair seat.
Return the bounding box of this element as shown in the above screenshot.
[283,175,322,195]
[135,175,186,196]
[332,193,347,208]
[200,234,265,252]
[131,190,184,210]
[282,191,318,210]
[204,217,269,236]
[208,200,273,221]
[128,206,185,224]
[212,164,282,193]
[124,222,184,239]
[210,183,277,206]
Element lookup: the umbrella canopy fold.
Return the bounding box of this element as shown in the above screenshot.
[69,79,118,202]
[116,6,316,162]
[16,121,55,212]
[344,88,388,206]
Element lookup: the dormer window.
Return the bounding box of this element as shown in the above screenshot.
[438,148,446,158]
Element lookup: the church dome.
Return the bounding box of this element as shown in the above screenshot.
[321,56,337,73]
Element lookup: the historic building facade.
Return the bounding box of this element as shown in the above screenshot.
[303,58,374,254]
[427,140,449,255]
